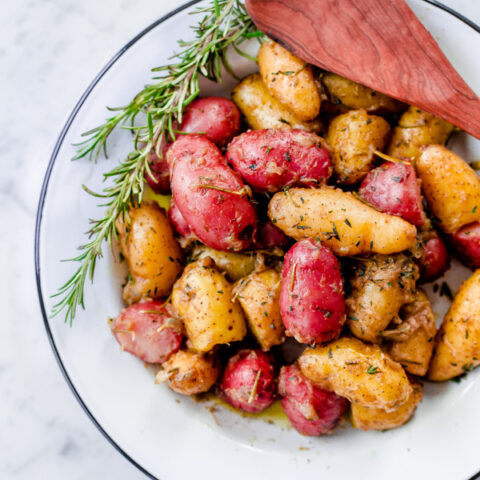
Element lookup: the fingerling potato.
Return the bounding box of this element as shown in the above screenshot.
[387,106,454,161]
[232,74,323,132]
[171,257,246,353]
[298,337,412,411]
[268,186,417,256]
[450,221,480,269]
[116,201,183,304]
[416,145,480,234]
[428,269,480,381]
[234,269,284,350]
[258,40,321,121]
[327,109,390,184]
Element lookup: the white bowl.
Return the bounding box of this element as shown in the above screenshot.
[35,1,480,479]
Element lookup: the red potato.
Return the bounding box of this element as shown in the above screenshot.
[255,217,290,249]
[418,235,450,282]
[169,135,258,251]
[220,349,276,413]
[145,141,171,194]
[110,301,183,364]
[450,222,480,269]
[278,364,348,436]
[226,129,332,193]
[280,239,346,345]
[168,198,194,239]
[359,161,426,227]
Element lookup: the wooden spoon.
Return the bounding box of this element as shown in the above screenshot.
[245,0,480,139]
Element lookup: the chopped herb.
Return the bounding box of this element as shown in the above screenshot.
[328,349,333,359]
[439,281,454,301]
[168,256,174,262]
[348,315,359,322]
[366,365,380,375]
[366,118,372,125]
[462,363,474,373]
[473,205,478,214]
[344,218,352,228]
[279,118,291,125]
[392,176,402,183]
[217,290,224,294]
[451,374,466,383]
[285,152,292,162]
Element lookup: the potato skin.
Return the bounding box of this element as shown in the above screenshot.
[327,109,390,184]
[258,40,321,121]
[232,74,323,132]
[450,222,480,269]
[116,201,183,304]
[268,186,417,256]
[298,338,412,411]
[346,254,418,344]
[156,350,220,395]
[351,381,423,431]
[235,269,284,350]
[191,245,257,282]
[417,233,450,283]
[280,239,345,344]
[321,73,405,114]
[387,106,454,161]
[359,161,426,227]
[255,218,290,250]
[278,364,348,436]
[171,258,246,353]
[169,135,257,251]
[428,269,480,381]
[226,129,331,193]
[168,197,194,239]
[145,141,171,194]
[416,145,480,234]
[220,349,276,413]
[110,301,183,364]
[386,290,436,376]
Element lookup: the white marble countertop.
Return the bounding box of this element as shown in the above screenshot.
[0,0,479,479]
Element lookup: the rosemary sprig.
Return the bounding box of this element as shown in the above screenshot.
[52,0,263,324]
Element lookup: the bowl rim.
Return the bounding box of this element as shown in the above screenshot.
[34,1,480,479]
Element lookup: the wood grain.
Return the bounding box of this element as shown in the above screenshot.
[246,0,480,140]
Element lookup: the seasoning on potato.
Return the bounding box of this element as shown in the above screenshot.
[416,145,480,234]
[327,109,391,184]
[258,40,321,121]
[346,254,419,344]
[116,201,183,304]
[171,257,246,353]
[428,269,480,381]
[268,186,417,256]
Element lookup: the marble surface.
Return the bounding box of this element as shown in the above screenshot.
[0,0,479,479]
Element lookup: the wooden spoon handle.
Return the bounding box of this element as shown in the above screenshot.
[246,0,480,139]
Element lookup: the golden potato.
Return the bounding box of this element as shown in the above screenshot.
[387,106,454,161]
[155,350,220,395]
[428,270,480,381]
[190,246,258,282]
[386,290,436,376]
[268,186,417,256]
[171,258,246,353]
[234,269,284,350]
[347,254,418,344]
[258,40,321,121]
[351,381,423,431]
[326,109,391,184]
[116,201,183,304]
[232,73,323,132]
[322,72,405,114]
[416,145,480,234]
[298,338,412,411]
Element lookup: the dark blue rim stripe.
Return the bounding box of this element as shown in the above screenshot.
[34,2,480,479]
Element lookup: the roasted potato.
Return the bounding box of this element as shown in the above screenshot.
[258,40,321,121]
[387,106,454,161]
[428,269,480,381]
[171,257,246,353]
[155,350,220,395]
[278,364,348,436]
[226,128,331,192]
[417,232,450,282]
[190,245,258,282]
[169,135,257,251]
[298,338,412,411]
[351,380,423,431]
[116,201,183,304]
[450,221,480,269]
[326,109,390,184]
[416,145,480,234]
[346,254,419,344]
[232,73,323,132]
[280,239,345,344]
[255,218,290,250]
[268,186,417,256]
[234,269,284,350]
[321,72,405,114]
[220,349,276,413]
[386,290,436,376]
